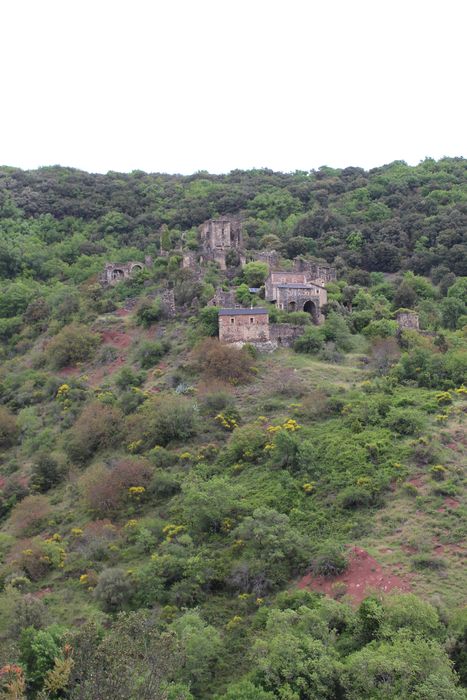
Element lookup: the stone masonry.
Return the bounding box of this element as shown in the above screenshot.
[101,257,152,286]
[200,216,246,270]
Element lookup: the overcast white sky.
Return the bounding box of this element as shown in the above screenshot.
[1,0,466,174]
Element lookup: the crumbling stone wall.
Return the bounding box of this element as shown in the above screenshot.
[101,260,149,286]
[200,217,246,270]
[396,311,420,330]
[207,288,237,307]
[269,323,305,347]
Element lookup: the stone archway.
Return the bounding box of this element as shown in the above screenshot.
[112,268,124,280]
[303,299,319,324]
[288,300,297,311]
[130,264,143,275]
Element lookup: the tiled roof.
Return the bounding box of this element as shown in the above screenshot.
[219,308,268,316]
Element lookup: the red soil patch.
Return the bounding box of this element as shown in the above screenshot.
[100,329,132,349]
[401,544,418,554]
[33,587,53,599]
[437,497,461,512]
[115,308,130,317]
[87,356,126,386]
[58,366,80,377]
[407,474,424,489]
[297,547,411,606]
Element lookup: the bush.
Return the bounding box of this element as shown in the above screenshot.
[9,495,51,536]
[136,340,170,369]
[384,408,425,436]
[115,366,146,391]
[80,458,152,516]
[338,486,373,509]
[46,324,100,369]
[192,338,254,384]
[0,406,19,448]
[363,319,398,338]
[310,545,348,578]
[322,313,353,352]
[131,395,198,448]
[294,326,324,354]
[135,298,164,327]
[93,568,132,612]
[65,402,124,463]
[30,453,64,493]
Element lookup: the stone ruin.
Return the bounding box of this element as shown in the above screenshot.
[264,269,330,325]
[207,288,238,308]
[101,256,153,285]
[396,310,420,331]
[199,216,246,270]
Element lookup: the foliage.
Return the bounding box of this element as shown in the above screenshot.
[93,568,133,612]
[131,395,198,448]
[46,324,100,368]
[192,338,254,384]
[0,406,19,448]
[65,402,124,463]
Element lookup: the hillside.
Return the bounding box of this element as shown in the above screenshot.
[0,159,466,699]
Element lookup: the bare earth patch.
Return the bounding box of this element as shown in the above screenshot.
[297,547,412,605]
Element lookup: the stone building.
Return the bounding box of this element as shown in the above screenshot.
[101,257,152,285]
[396,310,420,330]
[200,217,246,270]
[207,288,238,308]
[219,308,269,345]
[264,270,327,324]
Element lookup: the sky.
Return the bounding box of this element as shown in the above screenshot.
[1,0,466,175]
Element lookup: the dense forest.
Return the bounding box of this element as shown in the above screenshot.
[0,158,466,699]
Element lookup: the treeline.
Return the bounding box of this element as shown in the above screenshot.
[0,158,466,278]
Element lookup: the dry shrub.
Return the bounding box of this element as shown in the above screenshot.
[0,406,19,448]
[9,495,51,536]
[369,337,401,375]
[192,338,254,385]
[71,519,120,561]
[268,368,306,399]
[65,402,124,464]
[80,458,152,516]
[297,389,332,421]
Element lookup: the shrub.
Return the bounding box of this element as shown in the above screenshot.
[0,406,19,448]
[363,318,398,338]
[384,408,425,436]
[135,298,164,328]
[46,324,100,369]
[310,545,348,578]
[294,326,324,354]
[115,366,146,391]
[65,402,124,463]
[129,395,198,448]
[412,555,447,571]
[192,339,254,384]
[71,519,120,561]
[80,458,152,516]
[30,453,64,492]
[136,340,170,369]
[322,312,353,352]
[93,568,132,612]
[9,495,51,536]
[337,486,373,509]
[198,385,236,416]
